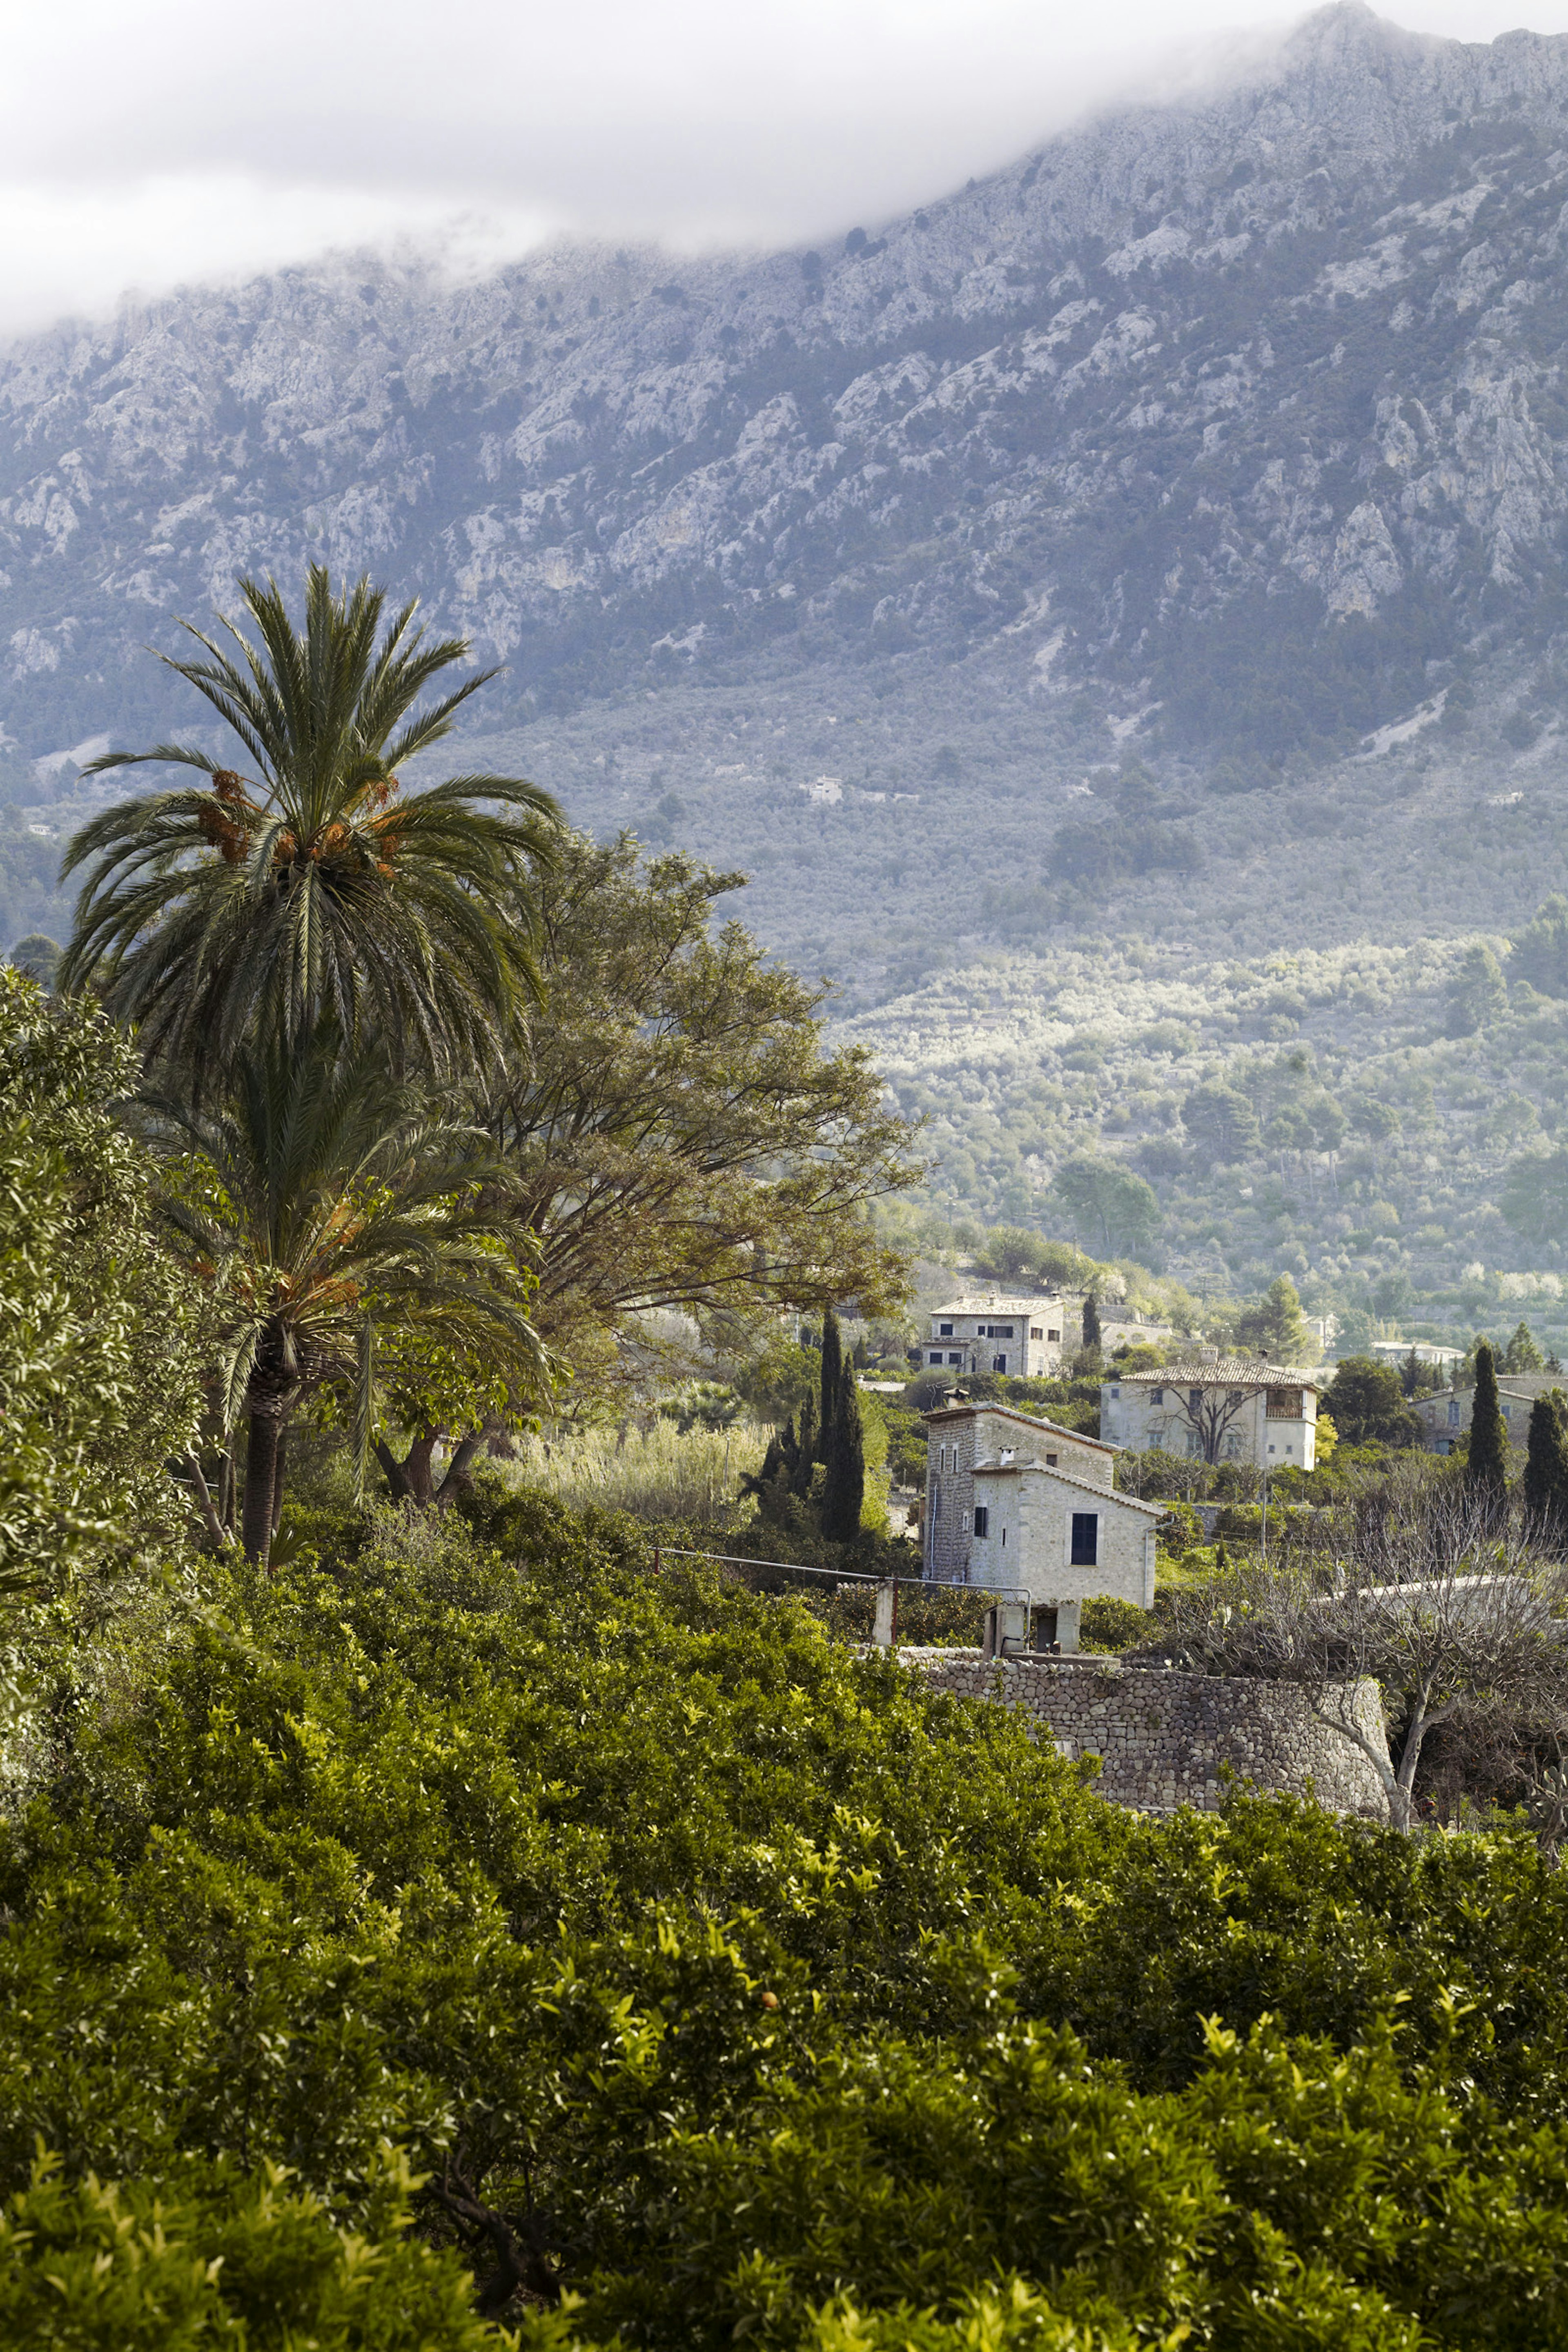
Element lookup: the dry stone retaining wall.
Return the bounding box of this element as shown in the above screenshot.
[900,1650,1388,1815]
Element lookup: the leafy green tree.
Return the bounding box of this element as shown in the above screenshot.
[0,970,205,1597]
[483,835,917,1394]
[1503,1319,1546,1372]
[155,1025,544,1561]
[820,1360,866,1542]
[1523,1392,1568,1549]
[1501,1148,1568,1246]
[60,566,559,1082]
[1467,1339,1510,1522]
[9,931,60,989]
[1047,1154,1160,1260]
[1182,1082,1261,1164]
[1320,1357,1424,1448]
[1238,1273,1314,1362]
[1446,941,1508,1036]
[1510,893,1568,996]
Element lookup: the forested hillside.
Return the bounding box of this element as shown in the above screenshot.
[859,911,1568,1356]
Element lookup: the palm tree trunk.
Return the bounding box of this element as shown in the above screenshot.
[244,1415,282,1564]
[271,1425,289,1537]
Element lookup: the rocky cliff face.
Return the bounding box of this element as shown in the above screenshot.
[7,2,1568,774]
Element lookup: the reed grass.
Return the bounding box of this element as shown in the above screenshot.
[504,1417,771,1526]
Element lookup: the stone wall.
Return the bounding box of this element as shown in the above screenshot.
[901,1649,1388,1816]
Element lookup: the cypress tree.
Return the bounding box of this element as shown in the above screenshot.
[1082,1294,1102,1352]
[1523,1391,1568,1551]
[778,1414,800,1482]
[819,1308,844,1461]
[791,1395,817,1496]
[1467,1340,1510,1528]
[821,1359,866,1543]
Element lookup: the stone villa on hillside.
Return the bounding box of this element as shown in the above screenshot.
[924,1292,1172,1379]
[923,1396,1161,1648]
[1100,1357,1321,1471]
[924,1294,1076,1379]
[1414,1370,1563,1454]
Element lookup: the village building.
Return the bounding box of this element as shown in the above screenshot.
[923,1293,1077,1379]
[923,1290,1174,1378]
[1414,1370,1563,1454]
[1099,1356,1321,1471]
[922,1396,1161,1650]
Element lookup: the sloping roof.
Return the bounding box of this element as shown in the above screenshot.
[929,1294,1067,1316]
[1109,1358,1320,1390]
[923,1398,1113,1454]
[972,1455,1164,1513]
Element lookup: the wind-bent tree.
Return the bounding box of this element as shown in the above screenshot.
[155,1026,546,1563]
[59,567,559,1082]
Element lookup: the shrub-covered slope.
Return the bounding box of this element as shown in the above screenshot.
[10,1493,1568,2344]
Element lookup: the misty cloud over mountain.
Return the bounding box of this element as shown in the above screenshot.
[6,2,1568,780]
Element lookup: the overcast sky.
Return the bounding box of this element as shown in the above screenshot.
[0,0,1562,336]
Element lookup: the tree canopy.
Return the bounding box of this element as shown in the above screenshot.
[60,567,560,1081]
[483,834,918,1388]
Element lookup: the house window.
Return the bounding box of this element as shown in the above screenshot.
[998,1325,1014,1338]
[1189,1390,1202,1409]
[1031,1326,1043,1340]
[1070,1512,1098,1566]
[1448,1400,1460,1426]
[1110,1386,1120,1398]
[1152,1388,1163,1404]
[948,1352,962,1365]
[939,1322,954,1336]
[993,1354,1007,1373]
[1000,1527,1006,1547]
[1046,1452,1058,1466]
[929,1350,943,1364]
[1047,1328,1060,1341]
[973,1506,989,1537]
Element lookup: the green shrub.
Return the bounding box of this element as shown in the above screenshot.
[9,1497,1568,2345]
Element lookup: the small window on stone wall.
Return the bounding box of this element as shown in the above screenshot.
[973,1506,989,1538]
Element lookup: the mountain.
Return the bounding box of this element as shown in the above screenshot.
[7,3,1568,758]
[6,8,1568,1023]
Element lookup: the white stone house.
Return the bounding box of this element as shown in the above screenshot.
[1100,1357,1321,1471]
[922,1397,1162,1649]
[923,1293,1079,1379]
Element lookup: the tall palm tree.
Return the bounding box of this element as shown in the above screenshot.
[60,566,559,1083]
[154,1024,548,1563]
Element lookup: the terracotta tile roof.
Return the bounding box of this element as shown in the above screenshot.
[1108,1358,1320,1390]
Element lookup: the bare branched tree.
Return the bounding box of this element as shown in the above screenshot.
[1159,1487,1568,1831]
[1172,1380,1252,1465]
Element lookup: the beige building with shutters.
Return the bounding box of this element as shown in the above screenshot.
[1099,1357,1321,1471]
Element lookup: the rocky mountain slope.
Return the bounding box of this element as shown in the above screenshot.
[7,2,1568,771]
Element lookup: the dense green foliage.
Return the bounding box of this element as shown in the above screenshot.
[0,968,203,1601]
[10,1494,1568,2344]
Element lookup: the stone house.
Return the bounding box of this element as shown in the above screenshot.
[922,1291,1172,1379]
[922,1397,1161,1649]
[1414,1370,1563,1454]
[923,1292,1078,1379]
[1100,1356,1321,1471]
